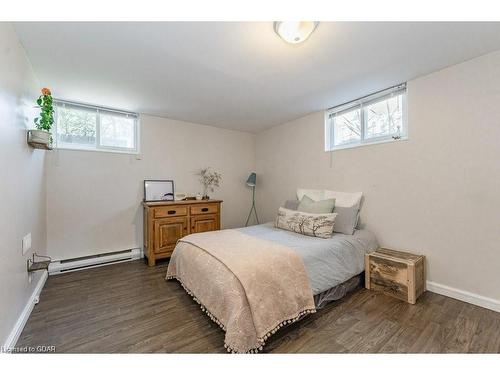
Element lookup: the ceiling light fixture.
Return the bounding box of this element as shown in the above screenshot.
[273,22,319,44]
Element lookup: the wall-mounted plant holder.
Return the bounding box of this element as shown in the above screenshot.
[27,129,53,150]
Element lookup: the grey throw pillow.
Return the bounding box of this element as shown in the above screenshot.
[297,195,336,214]
[284,199,300,210]
[332,205,359,235]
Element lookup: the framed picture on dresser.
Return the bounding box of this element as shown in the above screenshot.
[143,180,175,202]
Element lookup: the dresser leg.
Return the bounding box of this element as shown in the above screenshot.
[148,257,156,266]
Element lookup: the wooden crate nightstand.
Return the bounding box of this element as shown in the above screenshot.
[365,248,426,304]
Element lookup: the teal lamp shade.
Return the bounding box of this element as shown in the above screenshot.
[246,172,256,187]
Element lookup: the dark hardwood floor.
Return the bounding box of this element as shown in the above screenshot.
[17,260,500,353]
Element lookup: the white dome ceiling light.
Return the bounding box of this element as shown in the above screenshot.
[273,22,319,44]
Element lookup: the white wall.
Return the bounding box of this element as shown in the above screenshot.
[0,24,47,345]
[256,50,500,302]
[46,114,255,260]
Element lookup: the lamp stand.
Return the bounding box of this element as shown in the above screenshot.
[245,185,259,226]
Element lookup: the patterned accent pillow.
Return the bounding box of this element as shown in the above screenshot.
[275,207,337,239]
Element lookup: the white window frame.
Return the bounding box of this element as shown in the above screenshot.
[325,83,408,151]
[54,100,140,155]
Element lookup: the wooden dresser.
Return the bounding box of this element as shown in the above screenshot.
[143,200,222,266]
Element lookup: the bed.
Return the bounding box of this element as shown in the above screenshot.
[166,222,378,353]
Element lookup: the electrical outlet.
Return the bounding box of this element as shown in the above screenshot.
[22,233,31,255]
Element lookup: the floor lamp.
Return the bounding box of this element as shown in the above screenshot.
[245,172,259,226]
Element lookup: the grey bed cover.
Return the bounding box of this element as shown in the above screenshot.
[239,222,379,295]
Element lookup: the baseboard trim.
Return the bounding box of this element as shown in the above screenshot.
[427,281,500,313]
[3,270,48,351]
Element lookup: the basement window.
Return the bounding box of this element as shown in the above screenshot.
[54,100,139,154]
[325,83,407,151]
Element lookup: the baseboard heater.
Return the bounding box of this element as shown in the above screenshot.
[48,248,143,275]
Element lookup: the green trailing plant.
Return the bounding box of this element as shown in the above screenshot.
[34,87,54,132]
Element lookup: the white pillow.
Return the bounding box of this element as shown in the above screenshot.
[323,190,363,208]
[297,188,363,208]
[296,188,324,202]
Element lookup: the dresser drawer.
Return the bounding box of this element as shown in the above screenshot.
[154,205,188,218]
[190,203,219,215]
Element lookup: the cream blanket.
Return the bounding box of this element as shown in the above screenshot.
[166,229,316,353]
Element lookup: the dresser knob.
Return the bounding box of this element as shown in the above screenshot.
[168,210,176,214]
[201,207,209,212]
